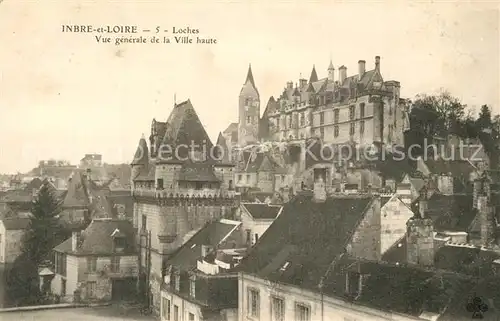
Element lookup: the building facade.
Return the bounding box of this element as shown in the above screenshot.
[131,99,238,315]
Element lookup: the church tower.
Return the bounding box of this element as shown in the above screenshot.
[238,64,260,147]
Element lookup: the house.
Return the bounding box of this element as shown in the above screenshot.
[379,193,415,255]
[80,154,103,168]
[51,218,138,302]
[0,217,30,263]
[237,203,282,246]
[236,182,500,321]
[161,219,245,321]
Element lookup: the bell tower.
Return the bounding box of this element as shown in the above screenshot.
[238,64,260,147]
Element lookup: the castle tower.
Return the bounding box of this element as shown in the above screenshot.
[130,134,149,189]
[238,64,260,147]
[327,59,335,82]
[406,185,434,266]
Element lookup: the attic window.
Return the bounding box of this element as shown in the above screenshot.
[345,272,362,297]
[280,261,290,271]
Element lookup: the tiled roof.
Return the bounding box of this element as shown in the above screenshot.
[178,162,220,182]
[160,100,213,159]
[0,190,33,203]
[322,256,466,317]
[62,171,89,208]
[236,194,373,291]
[223,123,238,134]
[434,245,500,277]
[241,203,282,219]
[425,159,476,178]
[166,219,241,270]
[1,217,31,230]
[54,218,136,255]
[309,65,318,83]
[131,136,149,166]
[426,194,476,232]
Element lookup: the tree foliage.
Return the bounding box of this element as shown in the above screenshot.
[6,182,70,306]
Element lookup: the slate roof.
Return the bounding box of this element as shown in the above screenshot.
[54,218,136,255]
[166,219,241,270]
[426,194,476,232]
[159,100,213,160]
[62,171,89,208]
[1,217,31,230]
[236,194,374,291]
[131,136,149,166]
[241,203,282,219]
[425,159,476,178]
[0,190,33,203]
[178,162,220,182]
[434,245,500,277]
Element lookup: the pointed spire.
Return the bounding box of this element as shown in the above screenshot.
[328,59,334,70]
[309,65,318,83]
[131,136,149,166]
[245,63,256,87]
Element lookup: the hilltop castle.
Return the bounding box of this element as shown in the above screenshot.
[220,56,411,197]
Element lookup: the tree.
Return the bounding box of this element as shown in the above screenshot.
[411,90,467,137]
[476,104,493,131]
[21,182,67,265]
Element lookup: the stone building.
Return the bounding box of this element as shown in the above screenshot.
[52,218,138,303]
[131,99,238,315]
[222,58,410,199]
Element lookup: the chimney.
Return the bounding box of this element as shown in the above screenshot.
[437,174,454,195]
[406,214,434,266]
[375,56,380,71]
[71,231,81,252]
[418,186,429,218]
[299,78,307,88]
[339,66,347,84]
[358,60,366,80]
[313,168,327,202]
[201,245,213,258]
[287,81,293,89]
[478,179,495,246]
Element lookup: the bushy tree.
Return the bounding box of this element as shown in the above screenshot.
[22,182,66,265]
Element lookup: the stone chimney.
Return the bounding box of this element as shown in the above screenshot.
[375,56,380,71]
[71,231,81,252]
[437,174,454,195]
[406,183,435,266]
[358,60,366,80]
[339,66,347,84]
[313,168,327,202]
[478,178,495,246]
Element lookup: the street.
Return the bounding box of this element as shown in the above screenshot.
[0,305,154,321]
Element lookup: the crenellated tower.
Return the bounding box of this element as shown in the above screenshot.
[238,64,260,147]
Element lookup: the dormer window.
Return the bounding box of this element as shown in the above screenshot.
[111,229,127,253]
[173,271,180,291]
[189,274,196,298]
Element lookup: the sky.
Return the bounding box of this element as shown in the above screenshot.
[0,1,498,174]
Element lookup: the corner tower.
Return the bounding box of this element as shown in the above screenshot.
[238,64,260,147]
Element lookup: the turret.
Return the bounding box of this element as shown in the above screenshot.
[130,134,149,188]
[327,60,335,82]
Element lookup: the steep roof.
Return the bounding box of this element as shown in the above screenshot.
[245,64,256,88]
[215,133,231,164]
[160,100,213,160]
[166,219,241,270]
[309,65,318,83]
[131,136,149,166]
[426,194,476,232]
[54,218,136,255]
[62,171,89,208]
[241,203,282,220]
[223,123,238,134]
[236,194,374,291]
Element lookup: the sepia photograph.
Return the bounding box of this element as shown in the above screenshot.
[0,1,499,320]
